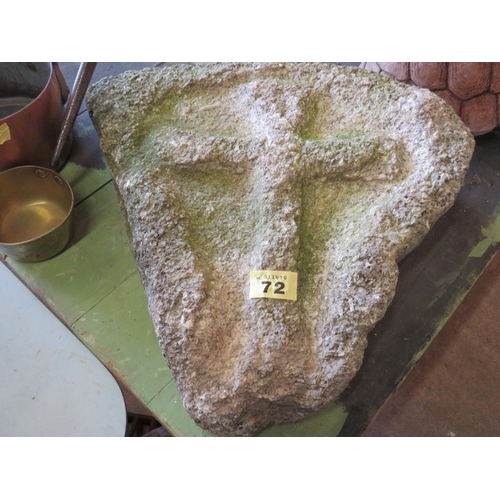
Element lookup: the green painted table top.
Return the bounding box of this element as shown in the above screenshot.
[2,63,500,436]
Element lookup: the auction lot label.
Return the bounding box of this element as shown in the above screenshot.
[249,271,298,301]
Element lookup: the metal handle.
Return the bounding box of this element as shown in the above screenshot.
[51,62,97,171]
[52,62,70,104]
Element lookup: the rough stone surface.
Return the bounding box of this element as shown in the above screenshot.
[86,63,474,436]
[360,62,500,136]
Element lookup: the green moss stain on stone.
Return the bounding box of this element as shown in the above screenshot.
[173,167,256,265]
[299,99,320,140]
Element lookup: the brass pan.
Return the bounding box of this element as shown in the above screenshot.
[0,166,73,262]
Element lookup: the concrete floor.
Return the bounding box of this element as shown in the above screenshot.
[364,249,500,436]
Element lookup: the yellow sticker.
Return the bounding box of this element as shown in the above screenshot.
[0,123,11,145]
[249,270,298,301]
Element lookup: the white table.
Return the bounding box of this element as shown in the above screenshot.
[0,262,126,436]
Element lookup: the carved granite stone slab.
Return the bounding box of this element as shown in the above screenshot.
[86,63,475,436]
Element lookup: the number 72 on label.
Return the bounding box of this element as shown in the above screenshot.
[249,271,298,301]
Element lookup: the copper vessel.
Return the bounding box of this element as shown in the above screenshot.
[0,62,70,172]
